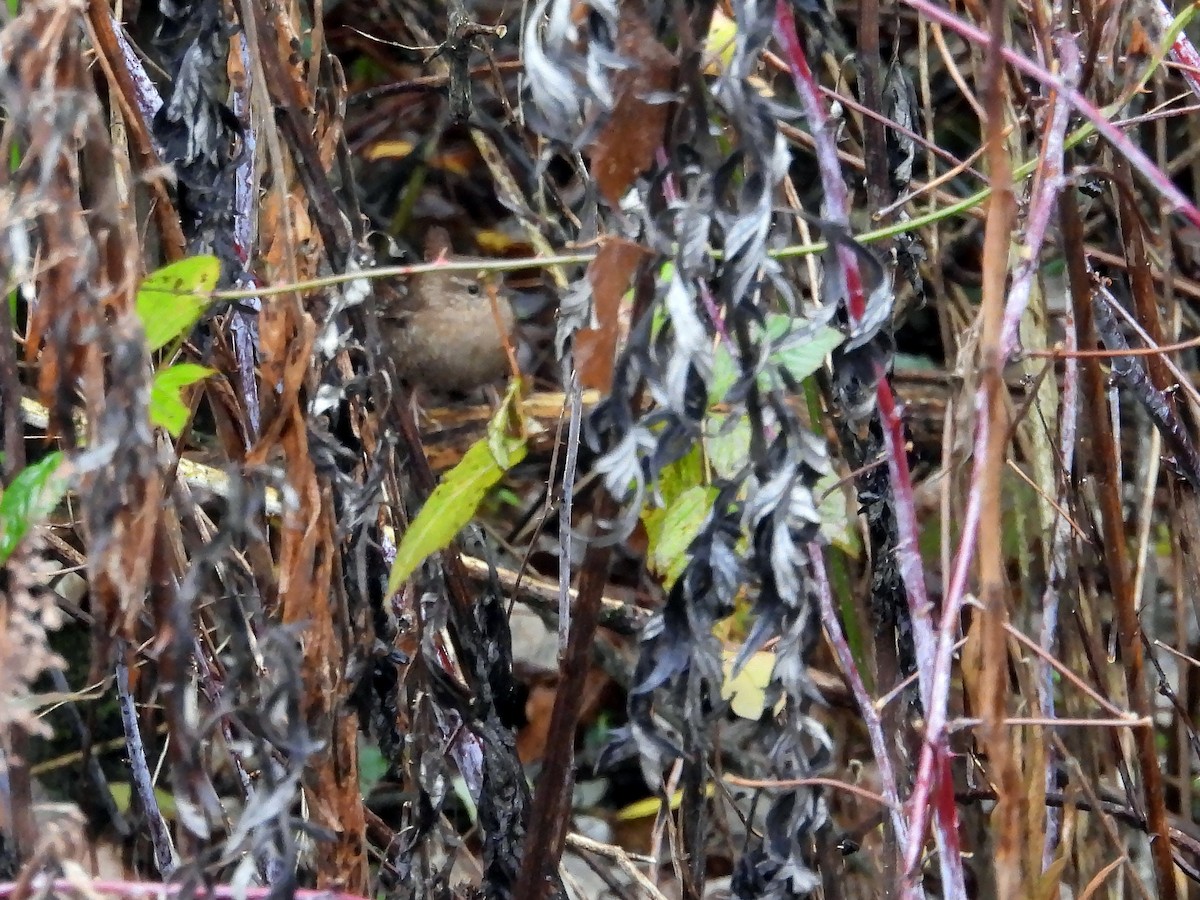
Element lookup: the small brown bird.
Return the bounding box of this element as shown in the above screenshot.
[379,228,516,394]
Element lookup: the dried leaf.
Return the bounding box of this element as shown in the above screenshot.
[588,8,676,204]
[577,237,646,391]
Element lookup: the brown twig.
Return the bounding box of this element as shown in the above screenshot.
[1061,185,1179,900]
[83,2,186,262]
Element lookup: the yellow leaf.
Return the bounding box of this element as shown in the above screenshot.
[363,140,415,161]
[615,783,715,821]
[721,648,785,720]
[704,10,738,76]
[474,229,524,254]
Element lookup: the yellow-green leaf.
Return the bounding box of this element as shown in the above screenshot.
[135,256,220,351]
[641,446,711,588]
[108,781,178,820]
[150,363,214,437]
[387,435,526,594]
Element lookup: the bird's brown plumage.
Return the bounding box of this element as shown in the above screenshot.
[377,229,516,393]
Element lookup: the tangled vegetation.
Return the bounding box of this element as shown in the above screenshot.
[3,0,1200,896]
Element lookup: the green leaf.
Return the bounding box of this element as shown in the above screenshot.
[647,262,677,342]
[0,452,68,565]
[709,318,844,405]
[108,781,178,820]
[814,471,861,558]
[150,363,214,437]
[771,321,843,384]
[709,341,739,406]
[388,435,526,594]
[135,256,220,351]
[614,775,717,824]
[650,484,718,587]
[358,741,388,794]
[704,413,751,480]
[658,444,704,505]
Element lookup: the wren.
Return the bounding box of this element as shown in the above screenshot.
[379,229,516,394]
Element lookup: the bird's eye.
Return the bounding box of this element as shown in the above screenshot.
[467,283,481,296]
